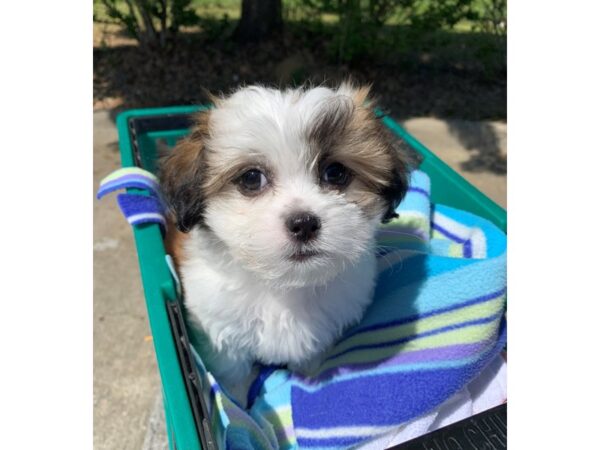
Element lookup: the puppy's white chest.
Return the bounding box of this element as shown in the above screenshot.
[181,249,377,367]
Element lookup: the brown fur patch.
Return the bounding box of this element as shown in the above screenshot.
[158,110,211,232]
[308,85,409,221]
[308,95,355,155]
[164,217,189,272]
[349,84,372,107]
[343,179,388,218]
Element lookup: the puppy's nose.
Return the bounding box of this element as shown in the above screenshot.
[286,212,321,243]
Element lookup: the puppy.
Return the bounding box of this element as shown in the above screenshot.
[160,83,409,396]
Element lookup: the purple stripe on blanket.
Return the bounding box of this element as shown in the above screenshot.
[247,365,282,408]
[464,238,473,258]
[309,341,493,383]
[117,194,166,233]
[97,175,160,198]
[432,222,474,258]
[408,186,430,198]
[325,312,503,363]
[97,180,159,199]
[432,222,466,243]
[297,435,364,448]
[339,287,506,342]
[117,193,164,215]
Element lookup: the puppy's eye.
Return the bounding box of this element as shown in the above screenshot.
[238,169,268,194]
[321,162,351,187]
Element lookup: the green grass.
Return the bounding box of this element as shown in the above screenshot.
[190,0,240,19]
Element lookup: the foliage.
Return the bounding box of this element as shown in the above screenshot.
[471,0,507,36]
[295,0,482,62]
[93,0,506,66]
[94,0,199,48]
[283,0,506,62]
[409,0,479,31]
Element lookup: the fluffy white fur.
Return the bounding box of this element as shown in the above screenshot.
[168,85,401,399]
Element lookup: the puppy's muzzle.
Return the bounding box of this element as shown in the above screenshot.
[286,212,321,243]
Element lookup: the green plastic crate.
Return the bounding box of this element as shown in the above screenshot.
[115,105,507,450]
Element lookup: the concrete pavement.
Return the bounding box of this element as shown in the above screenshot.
[93,111,506,449]
[401,118,506,208]
[94,110,161,450]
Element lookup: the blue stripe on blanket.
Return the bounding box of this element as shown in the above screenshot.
[296,435,365,448]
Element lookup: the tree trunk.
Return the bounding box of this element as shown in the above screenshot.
[134,0,159,47]
[234,0,283,43]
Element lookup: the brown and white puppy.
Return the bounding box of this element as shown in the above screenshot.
[159,84,409,396]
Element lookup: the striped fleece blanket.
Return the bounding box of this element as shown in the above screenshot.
[189,170,507,450]
[98,167,506,450]
[97,167,167,230]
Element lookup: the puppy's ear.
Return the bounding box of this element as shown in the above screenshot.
[380,139,411,223]
[159,114,209,232]
[341,81,416,223]
[354,86,411,223]
[339,82,412,223]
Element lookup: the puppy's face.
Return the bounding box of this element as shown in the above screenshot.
[160,85,409,288]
